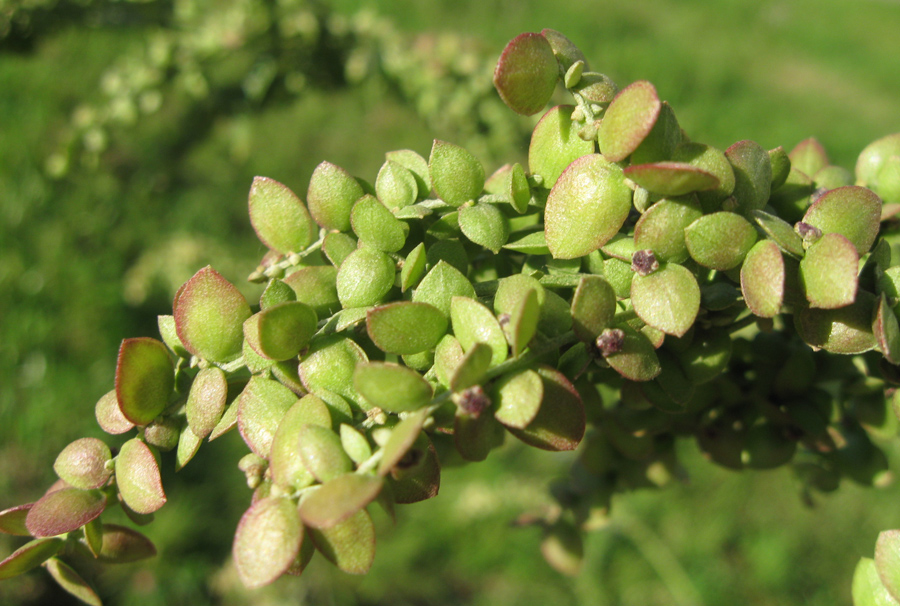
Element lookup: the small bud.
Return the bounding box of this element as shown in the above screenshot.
[571,107,585,122]
[595,328,626,357]
[238,454,268,490]
[564,60,584,89]
[631,249,659,276]
[794,221,822,244]
[453,385,491,417]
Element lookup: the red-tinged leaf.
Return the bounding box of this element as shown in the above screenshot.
[388,437,441,504]
[506,367,585,451]
[233,496,302,589]
[115,439,166,515]
[297,425,353,483]
[44,558,102,606]
[115,337,174,426]
[185,367,227,439]
[53,438,113,490]
[0,503,32,536]
[0,537,63,579]
[94,524,157,563]
[597,81,661,162]
[309,509,376,575]
[173,266,251,363]
[624,162,719,197]
[299,474,384,529]
[741,240,785,318]
[249,176,317,255]
[493,32,559,116]
[94,389,134,435]
[25,488,106,538]
[237,376,298,458]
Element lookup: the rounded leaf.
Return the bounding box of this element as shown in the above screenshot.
[367,302,448,355]
[95,389,134,435]
[386,149,431,197]
[459,202,510,253]
[412,261,475,318]
[631,262,700,337]
[795,291,877,354]
[672,142,736,207]
[249,176,316,254]
[233,496,302,589]
[307,161,364,232]
[299,473,384,529]
[116,438,166,515]
[634,197,703,263]
[799,232,859,309]
[725,140,772,213]
[597,80,661,162]
[269,394,331,490]
[685,212,757,270]
[450,296,508,367]
[115,337,174,426]
[429,140,485,207]
[493,32,559,116]
[528,105,595,189]
[0,538,63,579]
[571,275,616,342]
[95,524,157,563]
[740,240,785,318]
[790,137,829,178]
[299,335,368,403]
[336,247,395,308]
[545,154,633,259]
[506,367,585,451]
[297,425,353,483]
[309,509,375,575]
[492,369,543,429]
[186,366,227,439]
[283,265,340,317]
[174,266,251,363]
[375,160,418,210]
[26,488,106,538]
[53,438,112,490]
[624,162,719,197]
[853,557,900,606]
[237,376,298,458]
[354,362,433,413]
[0,504,32,536]
[244,301,317,361]
[802,185,882,255]
[603,326,662,381]
[351,194,408,252]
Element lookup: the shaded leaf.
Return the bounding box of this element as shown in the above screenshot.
[309,509,375,575]
[795,291,878,354]
[44,558,102,606]
[0,504,32,536]
[269,394,332,490]
[874,294,900,365]
[450,342,493,393]
[0,538,63,579]
[115,438,166,515]
[283,265,340,317]
[115,337,174,426]
[506,366,584,450]
[95,524,157,563]
[400,243,427,292]
[624,162,719,197]
[26,488,106,538]
[378,408,429,476]
[799,232,859,309]
[749,208,805,259]
[725,140,772,213]
[603,325,662,381]
[244,301,317,361]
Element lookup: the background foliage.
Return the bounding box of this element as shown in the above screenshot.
[2,0,900,604]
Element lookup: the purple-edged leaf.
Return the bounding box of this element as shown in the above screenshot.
[726,140,772,213]
[633,197,703,264]
[115,438,166,515]
[672,142,736,208]
[0,504,32,536]
[298,425,353,483]
[186,367,227,439]
[94,524,157,563]
[44,558,102,606]
[741,240,785,318]
[53,438,112,490]
[174,266,251,363]
[429,140,485,207]
[876,530,900,603]
[95,389,134,435]
[506,367,584,451]
[875,294,900,365]
[450,296,508,367]
[799,232,859,309]
[249,176,316,254]
[853,557,900,606]
[115,337,173,426]
[309,509,375,575]
[233,496,302,589]
[789,137,829,178]
[528,105,595,189]
[545,154,632,259]
[685,212,757,270]
[795,291,877,354]
[353,362,433,413]
[624,162,719,197]
[378,408,428,476]
[749,209,805,259]
[597,80,661,162]
[269,394,331,490]
[367,302,448,355]
[25,487,106,538]
[802,185,882,255]
[299,473,384,529]
[0,537,63,579]
[492,368,543,429]
[244,301,317,361]
[307,160,364,232]
[493,32,559,116]
[630,262,700,337]
[237,376,298,458]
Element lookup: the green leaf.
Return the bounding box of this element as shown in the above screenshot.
[269,394,331,490]
[629,101,681,164]
[387,436,441,503]
[233,496,302,589]
[597,80,661,162]
[789,137,829,178]
[541,521,584,576]
[631,262,700,337]
[53,438,112,491]
[307,161,364,232]
[802,185,882,255]
[116,438,166,515]
[400,242,427,292]
[459,202,510,253]
[157,314,190,358]
[243,301,317,361]
[492,368,543,429]
[385,149,431,198]
[175,422,202,472]
[174,266,251,363]
[451,296,508,367]
[322,231,358,267]
[429,140,485,206]
[309,509,376,575]
[237,376,298,458]
[854,557,900,606]
[336,247,396,308]
[799,233,859,309]
[541,28,589,72]
[379,408,429,476]
[570,275,616,342]
[0,504,32,536]
[95,389,135,435]
[340,424,372,466]
[375,160,418,211]
[671,142,736,209]
[876,530,900,603]
[492,32,559,116]
[185,367,227,439]
[298,425,353,483]
[283,265,340,317]
[454,403,500,462]
[749,209,805,258]
[874,294,900,364]
[351,194,408,252]
[768,146,792,190]
[94,524,157,563]
[115,337,174,426]
[676,328,733,384]
[603,326,662,381]
[412,261,475,318]
[299,335,368,404]
[795,291,878,354]
[528,105,595,189]
[503,231,551,255]
[624,162,719,197]
[740,240,785,318]
[633,197,703,263]
[0,538,63,579]
[299,473,384,529]
[725,140,772,213]
[449,342,493,393]
[354,362,433,413]
[44,558,102,606]
[545,154,632,259]
[685,212,757,270]
[367,302,448,356]
[506,367,584,451]
[248,176,316,254]
[504,287,541,357]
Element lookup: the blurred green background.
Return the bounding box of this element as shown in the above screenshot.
[2,0,900,604]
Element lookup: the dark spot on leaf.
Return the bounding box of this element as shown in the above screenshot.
[455,385,491,416]
[595,328,626,357]
[631,249,659,276]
